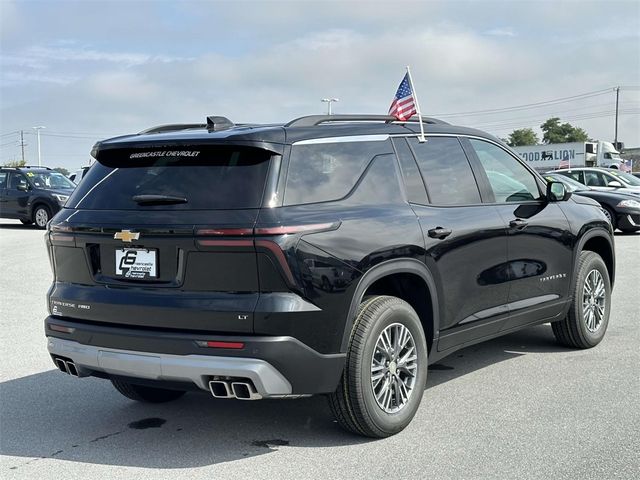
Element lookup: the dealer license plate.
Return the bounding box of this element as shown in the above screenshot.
[115,248,158,279]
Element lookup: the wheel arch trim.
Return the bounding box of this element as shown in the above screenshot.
[340,258,439,352]
[575,227,615,289]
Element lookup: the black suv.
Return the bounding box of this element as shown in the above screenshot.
[1,166,76,228]
[45,115,615,437]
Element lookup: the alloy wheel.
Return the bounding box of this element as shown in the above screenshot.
[582,269,606,333]
[35,208,49,228]
[370,323,418,413]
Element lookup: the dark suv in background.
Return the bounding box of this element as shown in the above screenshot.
[44,115,614,437]
[0,166,75,228]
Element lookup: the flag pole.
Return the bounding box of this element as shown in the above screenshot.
[405,65,426,142]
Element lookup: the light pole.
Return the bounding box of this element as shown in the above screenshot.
[32,126,45,166]
[321,98,339,115]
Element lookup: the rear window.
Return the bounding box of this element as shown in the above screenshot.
[67,146,272,210]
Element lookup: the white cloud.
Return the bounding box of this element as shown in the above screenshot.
[484,27,516,37]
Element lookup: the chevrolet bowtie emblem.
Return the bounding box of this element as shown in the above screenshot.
[114,230,140,243]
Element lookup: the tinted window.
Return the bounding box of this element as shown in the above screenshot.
[25,170,75,190]
[470,139,541,203]
[67,146,272,210]
[584,171,607,187]
[9,173,27,190]
[285,140,390,205]
[392,137,428,204]
[566,171,584,184]
[409,137,481,205]
[0,172,7,189]
[346,155,404,205]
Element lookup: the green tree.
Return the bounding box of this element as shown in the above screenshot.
[53,167,70,176]
[507,128,539,147]
[2,159,26,167]
[541,117,589,144]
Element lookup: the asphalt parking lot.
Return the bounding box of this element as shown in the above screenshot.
[0,220,638,479]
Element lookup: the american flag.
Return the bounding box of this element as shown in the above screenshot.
[558,159,570,169]
[620,160,632,173]
[389,73,416,121]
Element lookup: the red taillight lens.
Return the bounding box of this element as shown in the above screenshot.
[195,340,245,349]
[49,324,75,333]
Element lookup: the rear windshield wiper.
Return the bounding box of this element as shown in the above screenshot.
[132,194,188,205]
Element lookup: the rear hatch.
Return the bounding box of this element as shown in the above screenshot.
[47,144,278,333]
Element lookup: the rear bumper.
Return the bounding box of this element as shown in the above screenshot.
[45,316,345,395]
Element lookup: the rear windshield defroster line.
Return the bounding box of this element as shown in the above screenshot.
[67,145,273,211]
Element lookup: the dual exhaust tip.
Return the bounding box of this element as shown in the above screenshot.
[54,357,79,377]
[209,379,262,400]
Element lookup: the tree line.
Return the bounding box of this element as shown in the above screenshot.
[506,117,590,147]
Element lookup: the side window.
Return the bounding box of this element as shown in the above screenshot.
[601,173,618,186]
[8,173,28,190]
[391,137,428,204]
[284,140,391,205]
[409,136,481,205]
[469,139,541,203]
[0,172,7,189]
[584,171,606,187]
[567,171,584,184]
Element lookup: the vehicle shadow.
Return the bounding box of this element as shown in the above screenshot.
[0,222,35,230]
[1,325,568,470]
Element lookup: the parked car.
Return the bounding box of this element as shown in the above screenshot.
[69,165,91,184]
[544,173,640,233]
[45,114,615,438]
[554,167,640,195]
[0,166,75,228]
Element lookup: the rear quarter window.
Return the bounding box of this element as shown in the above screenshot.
[284,140,392,205]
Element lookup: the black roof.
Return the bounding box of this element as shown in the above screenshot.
[95,114,501,155]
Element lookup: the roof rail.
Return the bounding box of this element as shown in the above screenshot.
[13,165,52,170]
[285,114,449,127]
[139,124,206,135]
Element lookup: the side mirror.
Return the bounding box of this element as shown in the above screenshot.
[16,183,29,192]
[547,181,571,202]
[608,180,623,188]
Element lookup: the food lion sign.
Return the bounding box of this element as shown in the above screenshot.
[512,142,585,169]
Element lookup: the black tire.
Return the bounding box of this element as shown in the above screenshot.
[32,205,51,229]
[111,379,186,403]
[552,251,611,349]
[20,219,32,225]
[328,296,428,438]
[601,206,617,231]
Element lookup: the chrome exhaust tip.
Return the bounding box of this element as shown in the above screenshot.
[231,381,262,400]
[66,361,79,377]
[208,380,233,398]
[54,358,69,374]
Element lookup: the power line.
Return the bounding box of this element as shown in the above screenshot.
[434,88,615,117]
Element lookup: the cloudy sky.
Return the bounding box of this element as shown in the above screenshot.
[1,0,639,171]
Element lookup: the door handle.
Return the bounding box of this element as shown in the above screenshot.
[428,227,452,239]
[509,218,528,229]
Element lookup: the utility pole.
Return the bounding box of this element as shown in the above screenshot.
[614,86,620,146]
[32,126,45,166]
[19,130,26,163]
